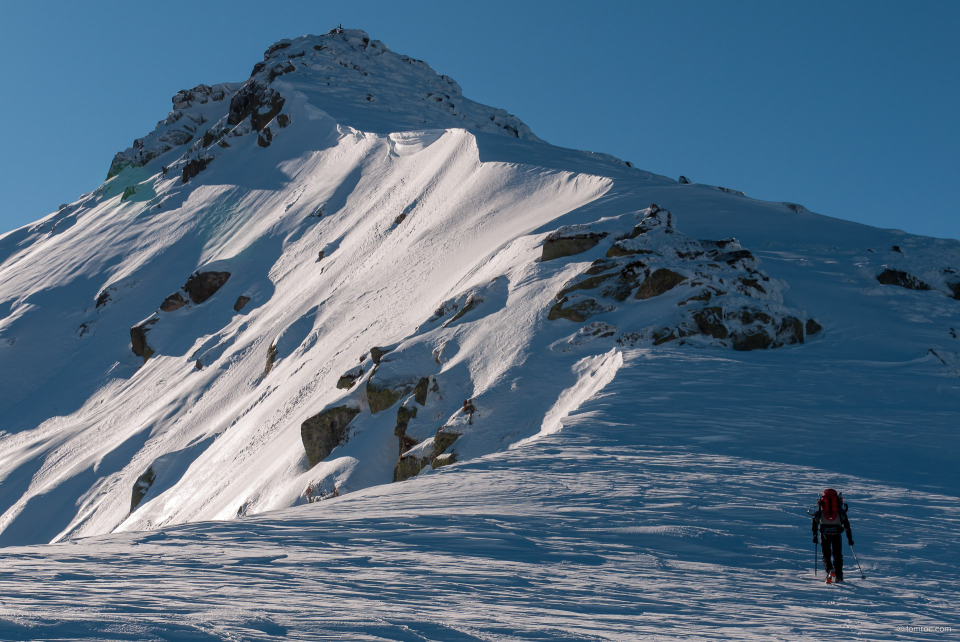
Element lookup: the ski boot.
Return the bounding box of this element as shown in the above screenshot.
[825,570,835,584]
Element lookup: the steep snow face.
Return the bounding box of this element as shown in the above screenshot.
[1,29,959,548]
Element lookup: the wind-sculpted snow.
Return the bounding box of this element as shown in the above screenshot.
[0,350,958,640]
[0,26,958,564]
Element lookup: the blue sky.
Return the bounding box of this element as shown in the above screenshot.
[1,1,957,239]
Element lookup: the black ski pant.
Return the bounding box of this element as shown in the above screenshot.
[821,532,844,578]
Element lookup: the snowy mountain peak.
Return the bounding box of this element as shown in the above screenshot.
[107,27,539,180]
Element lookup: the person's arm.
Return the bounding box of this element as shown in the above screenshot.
[842,510,854,544]
[811,510,820,542]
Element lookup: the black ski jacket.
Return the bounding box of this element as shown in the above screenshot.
[811,507,853,540]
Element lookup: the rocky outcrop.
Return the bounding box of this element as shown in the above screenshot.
[394,405,419,456]
[806,319,823,335]
[130,318,158,362]
[393,429,460,482]
[876,268,931,291]
[367,378,413,414]
[691,306,728,339]
[541,231,608,262]
[336,365,364,390]
[160,292,186,312]
[228,80,286,132]
[301,406,361,468]
[370,346,393,365]
[636,269,686,300]
[547,297,613,322]
[184,271,231,304]
[948,282,960,301]
[121,186,138,202]
[263,342,277,377]
[233,296,251,311]
[181,157,212,183]
[130,467,156,512]
[413,377,430,405]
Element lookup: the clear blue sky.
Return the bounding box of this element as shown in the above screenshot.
[1,1,958,239]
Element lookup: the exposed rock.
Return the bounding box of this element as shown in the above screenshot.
[606,243,653,258]
[370,346,392,365]
[367,378,412,414]
[394,454,429,482]
[234,296,251,311]
[160,292,186,312]
[433,453,457,469]
[121,186,138,202]
[891,245,902,253]
[806,319,823,335]
[301,406,361,468]
[636,269,686,300]
[183,271,231,304]
[130,319,158,362]
[336,365,364,390]
[394,213,407,225]
[740,278,766,295]
[263,342,277,377]
[257,128,272,148]
[181,157,212,183]
[228,80,285,131]
[195,360,203,370]
[541,232,608,262]
[395,405,419,456]
[777,317,804,345]
[448,295,481,323]
[783,202,807,213]
[948,282,960,301]
[876,268,931,291]
[678,176,691,185]
[731,329,773,351]
[434,430,459,454]
[547,296,611,322]
[583,259,615,275]
[277,114,291,128]
[317,250,325,262]
[558,274,613,299]
[691,306,728,339]
[414,377,430,405]
[679,290,713,306]
[718,186,746,196]
[130,467,156,512]
[95,290,111,308]
[394,429,460,482]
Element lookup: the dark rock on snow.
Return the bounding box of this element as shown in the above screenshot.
[636,269,686,300]
[183,271,231,304]
[233,296,251,311]
[541,232,608,262]
[130,319,158,362]
[876,268,931,291]
[301,406,361,468]
[160,292,187,312]
[130,467,156,512]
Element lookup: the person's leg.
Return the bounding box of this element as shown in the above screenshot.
[833,534,844,580]
[820,534,833,573]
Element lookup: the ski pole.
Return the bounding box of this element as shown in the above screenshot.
[814,540,818,576]
[850,546,866,579]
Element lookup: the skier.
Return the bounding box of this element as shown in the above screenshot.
[811,488,854,583]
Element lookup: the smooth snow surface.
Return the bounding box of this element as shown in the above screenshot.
[0,27,959,640]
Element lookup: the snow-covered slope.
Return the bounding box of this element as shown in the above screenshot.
[0,26,958,567]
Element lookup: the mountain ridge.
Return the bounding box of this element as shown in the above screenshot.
[0,28,958,551]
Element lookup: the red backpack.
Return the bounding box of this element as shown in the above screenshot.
[820,488,841,522]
